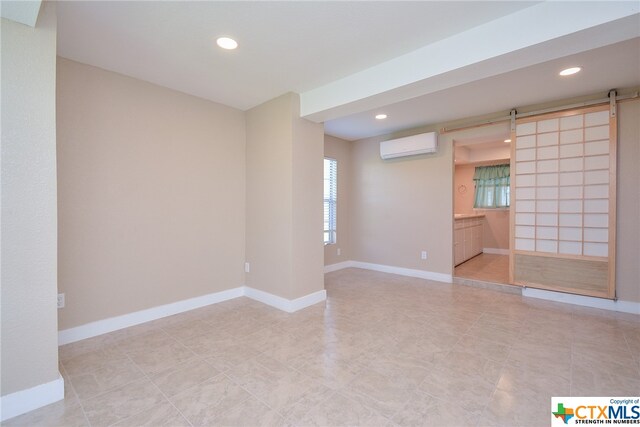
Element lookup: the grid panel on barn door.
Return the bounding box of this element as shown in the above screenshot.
[557,113,584,256]
[535,117,560,254]
[514,122,536,252]
[582,109,610,257]
[513,108,611,258]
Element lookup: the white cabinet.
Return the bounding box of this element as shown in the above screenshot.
[454,228,465,266]
[454,215,484,266]
[472,224,483,255]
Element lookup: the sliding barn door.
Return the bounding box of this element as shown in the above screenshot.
[510,104,616,299]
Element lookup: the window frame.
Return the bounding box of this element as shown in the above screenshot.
[473,164,511,209]
[324,157,337,245]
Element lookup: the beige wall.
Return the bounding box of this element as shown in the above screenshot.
[348,123,518,276]
[350,130,454,275]
[1,3,60,396]
[616,100,640,303]
[245,93,324,300]
[455,163,510,251]
[324,135,352,266]
[292,98,325,298]
[57,58,246,329]
[245,94,294,298]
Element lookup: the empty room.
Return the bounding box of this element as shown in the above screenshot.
[2,1,639,426]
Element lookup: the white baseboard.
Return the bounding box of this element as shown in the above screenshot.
[324,261,354,273]
[59,285,328,346]
[0,373,64,422]
[483,248,510,255]
[58,287,244,345]
[523,287,640,315]
[350,261,452,283]
[290,289,327,312]
[244,286,326,313]
[334,260,636,315]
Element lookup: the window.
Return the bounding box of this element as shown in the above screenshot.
[473,164,510,209]
[324,158,337,244]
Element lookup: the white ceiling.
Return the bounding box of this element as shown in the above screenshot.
[57,1,537,111]
[56,1,640,141]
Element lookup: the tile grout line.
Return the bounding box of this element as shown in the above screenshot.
[150,353,231,426]
[111,350,206,427]
[243,353,333,421]
[109,352,194,427]
[290,315,395,423]
[68,339,184,427]
[460,306,502,427]
[59,361,93,427]
[60,300,289,425]
[219,371,278,421]
[104,353,163,427]
[621,329,640,379]
[62,344,150,427]
[283,359,346,423]
[129,348,245,426]
[384,306,490,425]
[199,349,279,420]
[144,376,194,427]
[570,309,575,396]
[475,307,529,427]
[117,322,263,427]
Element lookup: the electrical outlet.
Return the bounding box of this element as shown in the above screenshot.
[57,293,65,309]
[421,251,427,260]
[337,248,341,256]
[245,262,250,273]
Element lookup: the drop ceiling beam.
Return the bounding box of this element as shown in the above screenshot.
[300,2,640,123]
[0,1,42,27]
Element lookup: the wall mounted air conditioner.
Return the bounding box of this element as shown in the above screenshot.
[380,132,438,160]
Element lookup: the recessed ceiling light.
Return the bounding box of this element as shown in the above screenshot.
[504,139,512,143]
[559,67,581,76]
[216,37,238,50]
[375,114,387,120]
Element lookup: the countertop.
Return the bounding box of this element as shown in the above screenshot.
[454,213,486,219]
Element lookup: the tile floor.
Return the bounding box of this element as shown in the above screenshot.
[5,268,639,427]
[455,254,509,284]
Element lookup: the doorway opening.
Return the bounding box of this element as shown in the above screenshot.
[452,126,511,285]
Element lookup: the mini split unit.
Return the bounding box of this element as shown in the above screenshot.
[380,131,438,159]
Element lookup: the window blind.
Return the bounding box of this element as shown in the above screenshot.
[324,158,337,244]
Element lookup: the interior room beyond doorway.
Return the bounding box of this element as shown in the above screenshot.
[453,124,511,285]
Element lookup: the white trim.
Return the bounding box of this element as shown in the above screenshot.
[243,286,291,312]
[324,261,355,273]
[58,285,328,345]
[482,248,510,256]
[244,286,327,313]
[58,287,244,345]
[0,374,64,422]
[523,287,640,315]
[290,289,327,312]
[350,261,452,283]
[327,260,636,315]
